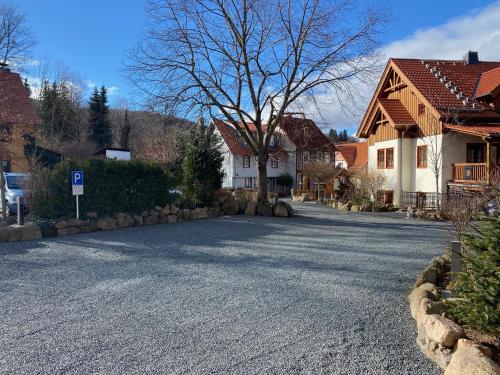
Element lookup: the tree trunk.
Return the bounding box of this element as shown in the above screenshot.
[435,174,440,211]
[0,152,6,219]
[256,155,268,203]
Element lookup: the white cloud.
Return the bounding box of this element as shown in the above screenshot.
[107,86,119,96]
[307,0,500,132]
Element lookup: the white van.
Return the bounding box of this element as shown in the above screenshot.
[1,173,28,216]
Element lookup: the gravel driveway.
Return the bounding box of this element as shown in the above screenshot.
[0,203,448,374]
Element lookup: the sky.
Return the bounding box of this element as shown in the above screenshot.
[14,0,500,133]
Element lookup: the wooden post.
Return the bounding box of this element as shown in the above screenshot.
[451,241,462,281]
[486,141,491,185]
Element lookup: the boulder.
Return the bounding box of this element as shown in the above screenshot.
[86,211,98,218]
[79,223,97,233]
[154,205,163,212]
[272,201,291,217]
[182,209,191,221]
[420,315,465,348]
[444,339,499,375]
[207,207,216,218]
[96,217,117,231]
[55,220,67,229]
[245,200,258,215]
[170,205,180,215]
[417,324,453,369]
[66,218,83,227]
[116,214,130,228]
[133,215,144,226]
[167,215,178,224]
[217,193,230,204]
[161,206,170,216]
[66,226,79,235]
[0,223,42,242]
[414,266,439,288]
[199,207,209,219]
[57,228,69,237]
[409,282,439,320]
[141,210,150,218]
[222,196,239,215]
[257,202,273,217]
[143,214,159,225]
[419,297,446,319]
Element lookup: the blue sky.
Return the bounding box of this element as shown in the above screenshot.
[14,0,500,130]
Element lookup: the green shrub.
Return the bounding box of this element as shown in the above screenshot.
[30,159,174,219]
[448,215,500,335]
[277,173,293,188]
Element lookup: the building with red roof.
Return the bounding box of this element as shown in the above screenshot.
[335,142,368,170]
[356,52,500,206]
[212,115,336,191]
[0,66,39,173]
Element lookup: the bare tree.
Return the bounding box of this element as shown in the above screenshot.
[0,2,36,67]
[352,167,387,210]
[126,0,384,202]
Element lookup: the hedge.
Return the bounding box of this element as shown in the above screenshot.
[31,159,175,219]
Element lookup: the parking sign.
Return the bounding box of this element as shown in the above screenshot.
[71,171,84,196]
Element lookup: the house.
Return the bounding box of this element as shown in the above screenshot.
[356,51,500,207]
[212,114,336,192]
[0,66,39,173]
[94,147,131,161]
[335,142,368,171]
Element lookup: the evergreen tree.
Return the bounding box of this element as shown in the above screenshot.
[120,109,131,149]
[180,121,224,206]
[328,129,338,143]
[88,86,112,148]
[23,78,31,96]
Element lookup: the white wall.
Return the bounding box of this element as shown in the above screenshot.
[106,150,131,160]
[368,138,400,203]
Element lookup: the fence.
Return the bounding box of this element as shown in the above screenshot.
[403,191,477,210]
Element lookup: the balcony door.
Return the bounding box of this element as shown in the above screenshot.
[466,143,486,163]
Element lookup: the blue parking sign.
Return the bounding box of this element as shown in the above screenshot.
[72,171,84,186]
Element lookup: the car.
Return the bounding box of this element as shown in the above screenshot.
[1,172,28,217]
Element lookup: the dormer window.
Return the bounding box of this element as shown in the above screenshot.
[418,104,425,116]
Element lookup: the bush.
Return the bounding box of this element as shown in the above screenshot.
[448,215,500,335]
[30,159,174,219]
[277,173,293,188]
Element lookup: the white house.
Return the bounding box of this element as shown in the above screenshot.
[212,115,336,192]
[356,52,500,208]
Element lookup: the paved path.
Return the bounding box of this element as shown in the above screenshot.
[0,203,448,374]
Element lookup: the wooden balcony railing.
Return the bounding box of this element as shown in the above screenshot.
[452,163,488,184]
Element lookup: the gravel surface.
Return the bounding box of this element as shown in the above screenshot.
[0,203,448,374]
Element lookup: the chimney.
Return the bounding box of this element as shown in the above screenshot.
[463,51,479,64]
[0,62,10,72]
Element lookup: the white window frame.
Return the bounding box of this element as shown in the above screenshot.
[324,153,331,164]
[302,151,310,164]
[242,155,250,168]
[244,177,252,188]
[271,157,278,168]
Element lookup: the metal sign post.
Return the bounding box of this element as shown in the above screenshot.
[71,171,84,219]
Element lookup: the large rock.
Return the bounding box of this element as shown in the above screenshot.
[79,223,97,233]
[182,209,191,221]
[161,206,170,216]
[222,196,239,215]
[414,266,439,288]
[409,282,439,320]
[116,213,131,228]
[133,215,144,226]
[55,220,67,229]
[144,214,159,225]
[167,215,178,224]
[170,205,180,215]
[245,200,258,215]
[444,339,499,375]
[96,217,117,231]
[417,324,453,369]
[257,202,273,217]
[420,315,465,348]
[0,223,42,242]
[272,201,291,217]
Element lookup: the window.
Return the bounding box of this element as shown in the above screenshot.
[466,144,486,163]
[296,173,302,188]
[242,155,250,168]
[324,153,331,164]
[377,149,385,169]
[271,157,278,168]
[302,151,310,164]
[377,148,394,169]
[316,152,322,162]
[418,104,425,116]
[385,148,394,169]
[417,145,427,168]
[244,177,252,188]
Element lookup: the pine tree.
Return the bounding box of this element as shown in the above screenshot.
[23,78,31,96]
[88,86,112,148]
[328,129,338,143]
[38,81,76,141]
[180,121,224,206]
[121,109,131,149]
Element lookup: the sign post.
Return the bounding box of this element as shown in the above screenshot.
[71,171,84,219]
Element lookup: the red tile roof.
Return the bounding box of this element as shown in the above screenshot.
[278,116,336,152]
[444,124,500,137]
[475,67,500,99]
[212,118,253,156]
[392,58,500,117]
[0,70,39,126]
[378,98,415,126]
[336,142,368,169]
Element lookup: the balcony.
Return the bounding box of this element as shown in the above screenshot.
[451,163,488,184]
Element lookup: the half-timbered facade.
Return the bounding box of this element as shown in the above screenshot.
[357,52,500,206]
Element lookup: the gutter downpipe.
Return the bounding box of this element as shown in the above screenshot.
[398,131,404,207]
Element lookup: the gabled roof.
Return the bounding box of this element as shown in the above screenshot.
[0,70,39,126]
[213,116,336,156]
[357,57,500,138]
[444,124,500,138]
[336,142,368,169]
[377,98,415,127]
[475,67,500,99]
[278,116,336,152]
